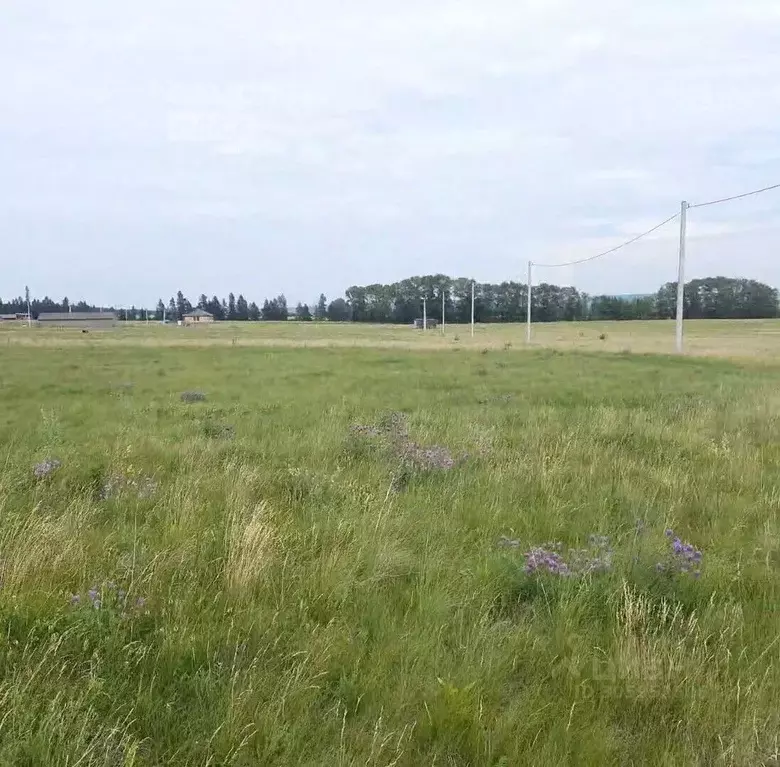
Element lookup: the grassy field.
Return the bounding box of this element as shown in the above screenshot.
[5,317,780,358]
[1,322,779,765]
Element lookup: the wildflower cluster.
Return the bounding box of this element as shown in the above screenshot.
[524,543,571,576]
[69,581,148,614]
[656,529,702,577]
[350,411,466,474]
[519,535,613,578]
[33,458,61,479]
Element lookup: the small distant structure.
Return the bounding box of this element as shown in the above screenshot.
[0,313,26,323]
[183,308,215,325]
[37,311,117,329]
[414,318,439,330]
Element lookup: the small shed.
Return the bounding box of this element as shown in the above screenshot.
[37,311,117,329]
[414,318,439,330]
[183,308,215,325]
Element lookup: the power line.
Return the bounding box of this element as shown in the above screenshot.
[689,182,780,210]
[532,212,680,269]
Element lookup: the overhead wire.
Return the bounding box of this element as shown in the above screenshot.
[688,182,780,210]
[532,212,680,269]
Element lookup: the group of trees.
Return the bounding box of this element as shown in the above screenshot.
[339,275,780,323]
[0,295,116,317]
[154,292,266,322]
[128,291,353,323]
[3,276,777,324]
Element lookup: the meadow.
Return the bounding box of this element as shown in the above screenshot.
[0,321,779,765]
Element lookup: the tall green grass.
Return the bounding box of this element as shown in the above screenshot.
[1,344,779,765]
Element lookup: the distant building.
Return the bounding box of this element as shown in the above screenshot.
[0,313,26,322]
[414,318,439,330]
[37,311,117,329]
[183,308,215,325]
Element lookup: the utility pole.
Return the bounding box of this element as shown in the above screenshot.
[471,280,475,338]
[422,296,427,331]
[526,261,532,344]
[675,201,688,354]
[25,286,31,327]
[441,289,445,335]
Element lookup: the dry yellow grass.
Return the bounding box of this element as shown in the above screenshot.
[2,318,780,358]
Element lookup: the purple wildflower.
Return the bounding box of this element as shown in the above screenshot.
[70,594,81,605]
[524,546,571,576]
[136,597,146,609]
[33,459,61,480]
[657,532,703,577]
[664,528,674,538]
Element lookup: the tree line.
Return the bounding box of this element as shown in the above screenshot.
[341,275,779,323]
[2,275,777,323]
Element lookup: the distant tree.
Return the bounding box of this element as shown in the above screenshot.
[296,302,313,321]
[655,283,677,319]
[236,294,249,321]
[262,295,288,321]
[168,297,177,320]
[198,294,208,309]
[685,277,778,320]
[277,294,288,321]
[248,301,261,321]
[176,291,192,321]
[228,292,237,320]
[327,298,351,322]
[62,297,70,313]
[314,293,328,320]
[156,299,165,320]
[206,295,224,320]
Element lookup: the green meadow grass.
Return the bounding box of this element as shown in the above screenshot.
[1,339,779,765]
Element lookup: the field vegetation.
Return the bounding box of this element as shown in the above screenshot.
[0,322,779,765]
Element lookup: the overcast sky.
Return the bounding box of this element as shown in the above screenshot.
[2,0,780,307]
